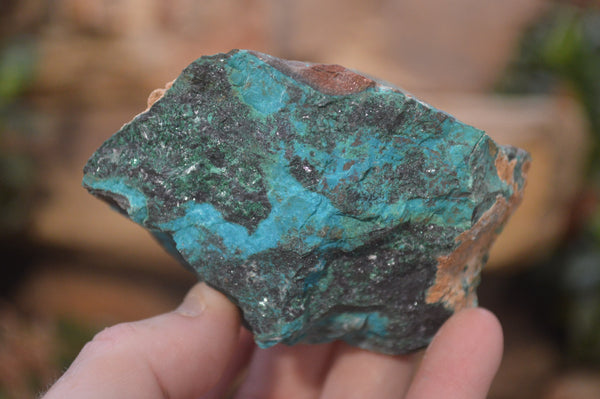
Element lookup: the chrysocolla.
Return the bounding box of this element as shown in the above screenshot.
[83,50,530,354]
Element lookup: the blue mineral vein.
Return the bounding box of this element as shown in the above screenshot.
[83,135,481,266]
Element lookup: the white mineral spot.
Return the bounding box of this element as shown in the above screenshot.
[184,164,197,174]
[258,297,269,308]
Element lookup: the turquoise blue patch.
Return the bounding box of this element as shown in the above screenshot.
[82,175,148,225]
[227,51,291,116]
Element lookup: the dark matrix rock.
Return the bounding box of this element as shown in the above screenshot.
[83,50,530,354]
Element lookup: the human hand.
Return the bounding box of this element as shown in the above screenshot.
[42,283,503,399]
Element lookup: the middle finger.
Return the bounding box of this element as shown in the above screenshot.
[235,341,335,399]
[319,342,418,399]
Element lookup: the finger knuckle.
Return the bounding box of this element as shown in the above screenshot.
[82,323,139,354]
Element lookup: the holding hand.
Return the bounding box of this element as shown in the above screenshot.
[42,283,502,399]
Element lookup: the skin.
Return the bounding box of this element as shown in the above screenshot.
[42,283,503,399]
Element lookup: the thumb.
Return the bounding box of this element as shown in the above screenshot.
[43,283,241,399]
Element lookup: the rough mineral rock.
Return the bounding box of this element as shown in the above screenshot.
[82,49,530,354]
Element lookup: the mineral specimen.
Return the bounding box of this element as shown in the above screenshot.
[83,49,530,354]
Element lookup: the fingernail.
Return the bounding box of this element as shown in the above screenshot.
[176,283,208,317]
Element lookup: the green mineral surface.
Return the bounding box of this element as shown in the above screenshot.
[83,50,530,354]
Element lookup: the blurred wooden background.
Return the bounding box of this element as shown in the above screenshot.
[1,0,598,398]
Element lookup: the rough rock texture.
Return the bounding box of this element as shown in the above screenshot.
[82,49,530,354]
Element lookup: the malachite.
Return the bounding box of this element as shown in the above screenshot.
[83,50,530,354]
